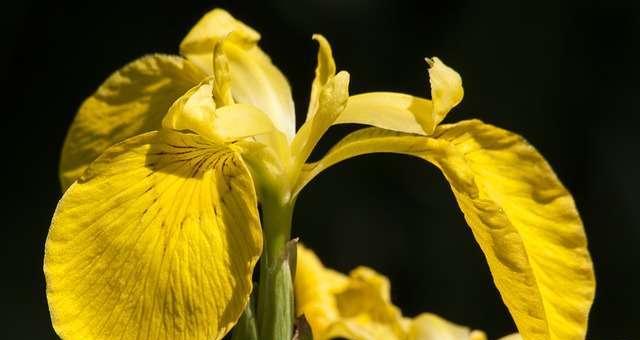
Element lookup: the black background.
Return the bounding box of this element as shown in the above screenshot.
[2,0,639,339]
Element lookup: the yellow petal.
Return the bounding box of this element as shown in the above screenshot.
[292,71,350,165]
[426,57,463,128]
[298,121,595,340]
[211,41,235,107]
[295,245,487,340]
[295,245,405,340]
[180,9,296,140]
[162,82,275,142]
[306,34,337,121]
[335,92,432,135]
[179,8,260,57]
[334,57,462,135]
[295,244,348,335]
[60,54,205,190]
[407,314,486,340]
[45,130,262,340]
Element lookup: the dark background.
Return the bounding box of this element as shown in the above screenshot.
[2,0,638,338]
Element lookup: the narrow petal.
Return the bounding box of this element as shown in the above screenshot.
[180,9,296,140]
[297,121,595,340]
[211,41,235,107]
[45,130,262,340]
[60,54,205,190]
[291,71,350,165]
[306,34,337,121]
[334,57,462,135]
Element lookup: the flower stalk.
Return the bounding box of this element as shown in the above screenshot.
[256,187,296,340]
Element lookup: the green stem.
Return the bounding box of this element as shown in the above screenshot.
[257,190,295,340]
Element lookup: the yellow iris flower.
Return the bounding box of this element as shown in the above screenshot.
[44,8,595,340]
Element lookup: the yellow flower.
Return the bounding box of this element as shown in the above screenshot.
[45,7,595,340]
[295,244,519,340]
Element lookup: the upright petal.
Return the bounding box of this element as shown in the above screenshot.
[45,130,262,340]
[291,71,350,165]
[306,34,337,121]
[297,121,595,340]
[335,57,462,135]
[179,8,260,55]
[60,54,205,190]
[180,9,296,140]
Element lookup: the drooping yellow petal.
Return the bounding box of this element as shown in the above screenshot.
[60,54,205,190]
[306,34,337,121]
[334,57,462,135]
[295,245,488,340]
[180,9,296,140]
[297,121,595,340]
[291,71,350,165]
[45,130,262,340]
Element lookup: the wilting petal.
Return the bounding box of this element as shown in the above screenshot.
[335,57,462,135]
[60,54,205,190]
[298,121,595,340]
[180,9,296,140]
[45,130,262,340]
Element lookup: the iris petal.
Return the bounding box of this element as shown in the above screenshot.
[59,54,205,190]
[297,121,595,340]
[46,130,262,340]
[180,9,296,140]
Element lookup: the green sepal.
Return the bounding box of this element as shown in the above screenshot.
[231,289,259,340]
